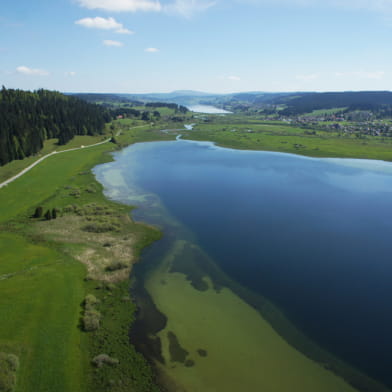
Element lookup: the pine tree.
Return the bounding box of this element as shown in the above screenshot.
[33,206,43,218]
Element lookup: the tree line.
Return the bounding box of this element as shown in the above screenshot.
[145,102,189,113]
[0,87,111,166]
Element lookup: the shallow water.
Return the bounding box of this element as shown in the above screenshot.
[94,139,392,391]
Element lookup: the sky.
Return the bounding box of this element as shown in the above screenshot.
[1,0,392,94]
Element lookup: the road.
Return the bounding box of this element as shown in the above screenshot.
[0,125,148,190]
[0,138,111,189]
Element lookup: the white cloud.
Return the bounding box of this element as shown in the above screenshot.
[76,0,215,17]
[335,71,385,79]
[65,71,77,77]
[103,39,124,46]
[145,47,159,52]
[76,0,162,12]
[227,75,241,81]
[116,27,134,34]
[235,0,392,13]
[164,0,216,17]
[75,17,134,34]
[16,66,49,76]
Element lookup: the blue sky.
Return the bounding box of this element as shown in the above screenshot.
[1,0,392,93]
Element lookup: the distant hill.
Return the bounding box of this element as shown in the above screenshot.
[274,91,392,114]
[69,90,392,115]
[119,91,221,106]
[201,91,392,114]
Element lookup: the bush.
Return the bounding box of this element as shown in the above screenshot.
[83,310,101,332]
[84,294,99,310]
[105,261,127,272]
[82,222,118,233]
[91,354,119,368]
[63,205,77,213]
[69,187,81,197]
[33,206,43,218]
[0,353,19,392]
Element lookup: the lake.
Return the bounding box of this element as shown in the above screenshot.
[94,139,392,392]
[187,104,232,114]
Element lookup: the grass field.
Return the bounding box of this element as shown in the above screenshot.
[0,135,109,184]
[0,233,88,392]
[0,124,174,392]
[182,124,392,161]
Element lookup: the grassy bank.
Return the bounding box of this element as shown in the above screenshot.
[0,125,175,392]
[182,121,392,161]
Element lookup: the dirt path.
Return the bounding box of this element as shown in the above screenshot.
[0,138,111,189]
[0,125,148,190]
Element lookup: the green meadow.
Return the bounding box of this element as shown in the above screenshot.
[183,122,392,161]
[0,125,175,392]
[0,233,88,392]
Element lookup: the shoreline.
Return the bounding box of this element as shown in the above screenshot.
[95,138,391,392]
[1,125,392,391]
[179,135,392,168]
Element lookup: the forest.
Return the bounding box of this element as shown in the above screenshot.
[0,87,111,166]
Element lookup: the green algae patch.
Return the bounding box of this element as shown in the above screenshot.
[145,240,359,392]
[167,332,189,363]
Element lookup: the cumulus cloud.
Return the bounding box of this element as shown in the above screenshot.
[75,16,134,34]
[76,0,162,12]
[164,0,216,17]
[103,39,124,46]
[227,75,241,81]
[145,47,159,52]
[65,71,77,77]
[16,66,49,76]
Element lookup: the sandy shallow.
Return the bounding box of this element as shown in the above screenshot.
[145,240,358,392]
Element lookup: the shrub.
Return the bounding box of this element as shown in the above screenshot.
[63,205,77,213]
[69,187,81,197]
[85,186,96,194]
[84,294,99,310]
[105,261,127,272]
[82,222,118,233]
[33,206,43,218]
[44,210,52,221]
[0,353,19,392]
[83,310,101,332]
[91,354,119,368]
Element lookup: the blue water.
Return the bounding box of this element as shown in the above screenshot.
[94,139,392,388]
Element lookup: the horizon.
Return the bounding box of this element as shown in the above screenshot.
[5,88,392,96]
